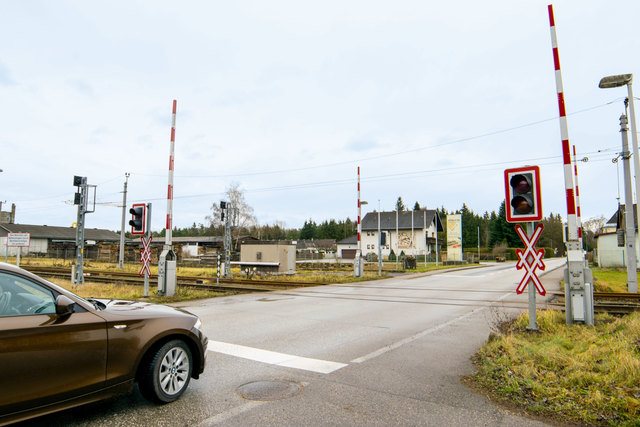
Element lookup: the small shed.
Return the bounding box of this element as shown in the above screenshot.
[240,240,296,275]
[336,235,358,259]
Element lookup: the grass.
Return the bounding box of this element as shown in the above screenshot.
[470,310,640,425]
[45,277,236,304]
[593,267,637,293]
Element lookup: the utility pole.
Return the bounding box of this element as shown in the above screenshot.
[620,112,638,292]
[118,172,130,269]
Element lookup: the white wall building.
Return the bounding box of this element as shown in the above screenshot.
[595,205,639,268]
[360,209,443,259]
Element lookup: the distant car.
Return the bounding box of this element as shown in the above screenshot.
[0,262,207,425]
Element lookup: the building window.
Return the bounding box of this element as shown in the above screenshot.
[371,245,375,250]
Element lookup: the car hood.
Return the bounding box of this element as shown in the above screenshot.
[95,299,196,320]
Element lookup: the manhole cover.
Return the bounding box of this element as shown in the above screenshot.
[236,380,303,401]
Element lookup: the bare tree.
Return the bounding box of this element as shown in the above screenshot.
[582,215,606,234]
[206,183,258,233]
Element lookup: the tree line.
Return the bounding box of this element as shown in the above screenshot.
[149,188,599,252]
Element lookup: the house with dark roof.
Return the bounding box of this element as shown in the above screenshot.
[338,209,443,260]
[0,223,120,258]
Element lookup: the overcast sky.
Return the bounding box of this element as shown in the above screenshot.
[2,0,639,233]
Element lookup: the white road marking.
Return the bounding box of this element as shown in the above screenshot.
[350,291,512,364]
[208,341,348,374]
[429,273,493,279]
[197,401,266,426]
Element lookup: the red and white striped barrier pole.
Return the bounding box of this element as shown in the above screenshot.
[548,5,578,243]
[355,166,362,277]
[166,99,177,246]
[573,145,583,245]
[549,4,592,326]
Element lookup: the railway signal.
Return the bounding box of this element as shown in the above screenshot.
[129,203,147,235]
[504,166,542,223]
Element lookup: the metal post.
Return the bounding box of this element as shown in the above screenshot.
[118,173,130,269]
[620,114,638,292]
[526,222,539,331]
[478,226,480,264]
[74,177,87,284]
[217,254,221,286]
[435,217,439,267]
[143,203,152,298]
[424,211,427,268]
[395,208,399,270]
[411,210,414,257]
[377,208,381,276]
[223,203,232,279]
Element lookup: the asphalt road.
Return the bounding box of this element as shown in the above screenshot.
[24,260,566,426]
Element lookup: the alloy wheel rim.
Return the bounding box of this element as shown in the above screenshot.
[159,347,189,395]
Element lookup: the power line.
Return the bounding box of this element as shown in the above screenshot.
[117,147,618,203]
[133,100,621,180]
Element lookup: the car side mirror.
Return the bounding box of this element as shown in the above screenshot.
[55,295,75,316]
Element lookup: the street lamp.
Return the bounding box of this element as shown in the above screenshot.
[600,74,639,231]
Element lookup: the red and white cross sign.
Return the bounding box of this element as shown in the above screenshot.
[139,236,152,277]
[514,224,546,296]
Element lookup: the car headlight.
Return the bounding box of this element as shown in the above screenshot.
[193,318,203,331]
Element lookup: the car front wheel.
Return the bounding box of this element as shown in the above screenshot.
[139,339,193,403]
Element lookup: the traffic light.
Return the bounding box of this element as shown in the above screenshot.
[73,176,85,205]
[504,166,542,223]
[129,203,147,235]
[220,201,227,221]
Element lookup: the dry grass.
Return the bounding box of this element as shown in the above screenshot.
[46,277,236,303]
[471,310,640,425]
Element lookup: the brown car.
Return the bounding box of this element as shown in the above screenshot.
[0,262,207,425]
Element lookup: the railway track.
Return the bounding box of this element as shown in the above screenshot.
[22,265,640,313]
[23,265,326,293]
[548,291,640,315]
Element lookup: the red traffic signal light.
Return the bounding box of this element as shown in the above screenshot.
[504,166,542,223]
[129,203,147,235]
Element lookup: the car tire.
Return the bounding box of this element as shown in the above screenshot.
[139,339,193,403]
